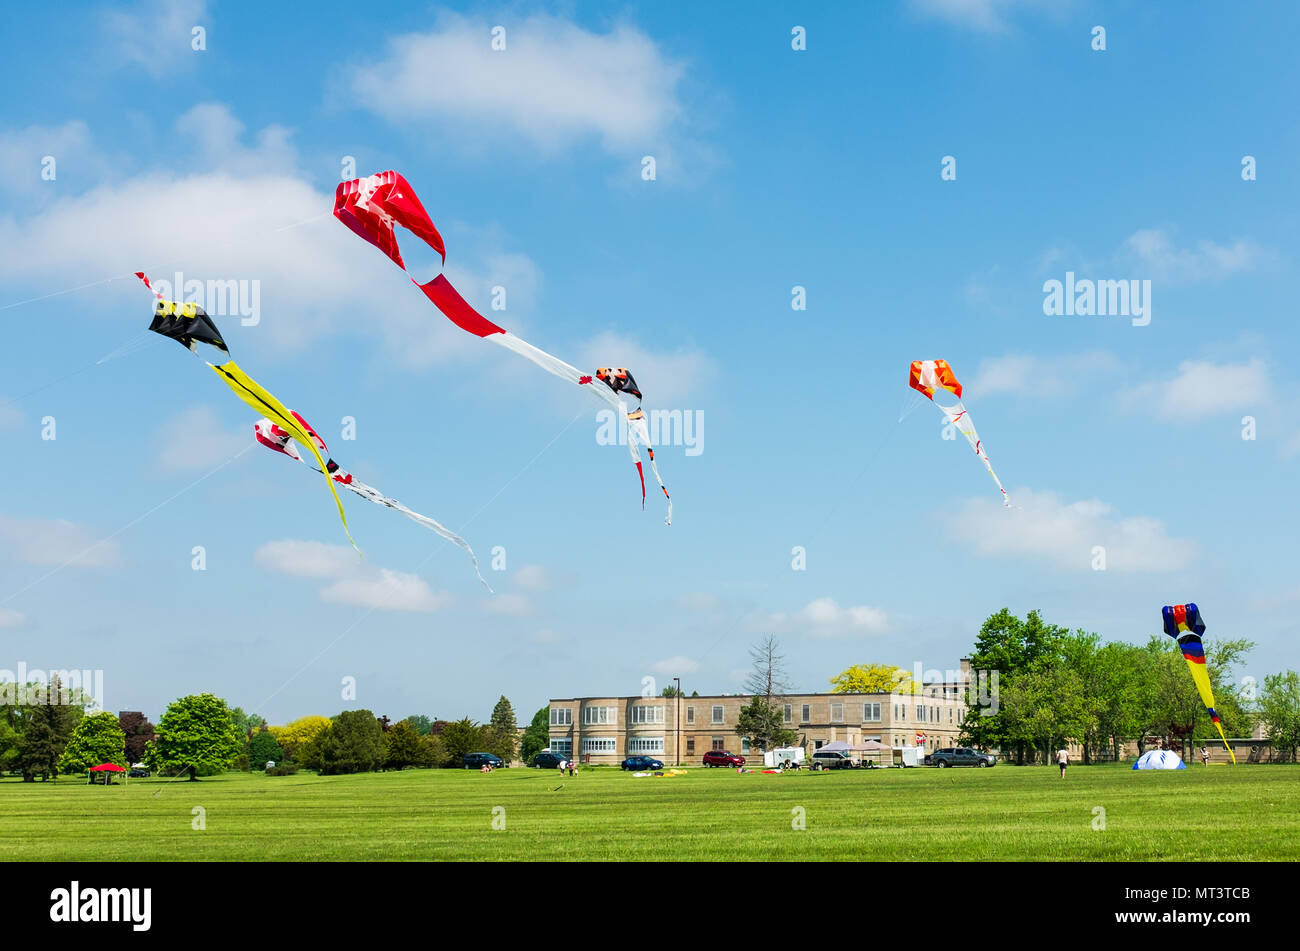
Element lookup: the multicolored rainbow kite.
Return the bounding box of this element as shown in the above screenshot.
[1161,602,1236,763]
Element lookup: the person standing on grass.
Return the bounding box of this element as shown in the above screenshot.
[1201,746,1209,767]
[1057,746,1069,778]
[568,759,576,777]
[557,758,567,777]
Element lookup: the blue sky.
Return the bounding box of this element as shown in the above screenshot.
[0,0,1296,725]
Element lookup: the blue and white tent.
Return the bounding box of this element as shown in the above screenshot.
[1132,750,1186,770]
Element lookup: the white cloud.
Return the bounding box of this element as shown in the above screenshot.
[152,405,249,473]
[577,332,712,408]
[0,402,22,432]
[0,515,120,568]
[255,539,359,579]
[0,609,28,629]
[752,597,890,638]
[348,13,686,156]
[1120,359,1269,421]
[0,108,540,367]
[255,539,450,613]
[970,350,1119,398]
[949,488,1196,572]
[678,592,718,612]
[512,564,551,592]
[908,0,1052,33]
[0,120,105,196]
[484,593,534,617]
[1120,228,1263,283]
[104,0,210,78]
[651,655,700,676]
[320,569,451,613]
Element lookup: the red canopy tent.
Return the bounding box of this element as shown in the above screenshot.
[87,763,126,785]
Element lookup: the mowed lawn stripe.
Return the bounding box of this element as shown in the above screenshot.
[1,764,1294,861]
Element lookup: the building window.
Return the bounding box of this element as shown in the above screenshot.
[550,708,572,726]
[686,738,695,753]
[628,737,665,754]
[712,705,724,724]
[801,704,811,723]
[741,737,751,754]
[917,704,927,722]
[863,703,881,722]
[949,707,954,722]
[581,737,616,754]
[686,706,695,725]
[631,705,664,724]
[712,737,725,751]
[583,706,616,725]
[830,702,844,722]
[783,704,793,723]
[550,739,572,756]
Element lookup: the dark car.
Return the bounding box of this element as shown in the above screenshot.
[531,751,568,769]
[620,755,665,771]
[702,750,745,767]
[127,768,150,778]
[930,747,996,768]
[462,752,505,769]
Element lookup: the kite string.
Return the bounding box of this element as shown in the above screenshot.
[251,408,590,713]
[0,443,256,606]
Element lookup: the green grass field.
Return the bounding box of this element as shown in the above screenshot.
[2,764,1296,861]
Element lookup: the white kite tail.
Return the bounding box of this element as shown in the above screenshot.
[488,332,673,525]
[627,409,672,526]
[936,399,1011,508]
[342,477,493,592]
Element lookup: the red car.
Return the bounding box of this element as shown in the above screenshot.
[702,750,746,767]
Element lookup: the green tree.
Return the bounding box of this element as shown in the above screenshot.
[228,708,267,739]
[248,728,284,769]
[384,720,428,769]
[440,717,487,767]
[15,676,81,781]
[960,608,1068,763]
[401,715,434,736]
[519,707,551,764]
[58,711,126,774]
[269,715,331,762]
[1259,671,1300,762]
[487,696,518,761]
[144,693,243,780]
[735,697,797,753]
[317,710,385,775]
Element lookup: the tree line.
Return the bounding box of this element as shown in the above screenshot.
[0,685,558,780]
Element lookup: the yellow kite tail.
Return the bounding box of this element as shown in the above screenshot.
[210,360,358,552]
[1214,721,1236,764]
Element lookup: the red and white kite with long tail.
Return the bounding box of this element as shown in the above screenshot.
[255,410,491,590]
[334,171,672,525]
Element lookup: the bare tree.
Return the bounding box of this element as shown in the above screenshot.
[744,636,792,703]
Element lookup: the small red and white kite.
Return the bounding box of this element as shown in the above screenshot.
[255,410,491,590]
[909,359,1009,507]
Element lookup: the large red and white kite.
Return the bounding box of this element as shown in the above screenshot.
[334,171,671,525]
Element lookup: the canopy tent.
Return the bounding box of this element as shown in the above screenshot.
[850,740,892,766]
[818,741,851,752]
[87,763,127,785]
[1132,750,1186,770]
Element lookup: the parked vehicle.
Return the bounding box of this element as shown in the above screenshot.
[531,751,567,769]
[127,768,150,778]
[463,752,505,769]
[702,750,745,767]
[620,755,665,771]
[930,747,996,768]
[810,749,857,769]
